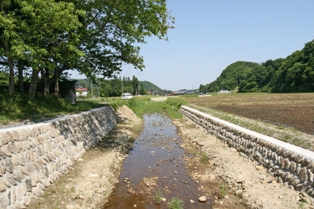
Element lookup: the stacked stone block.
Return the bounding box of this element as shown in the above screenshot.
[0,106,118,208]
[180,105,314,197]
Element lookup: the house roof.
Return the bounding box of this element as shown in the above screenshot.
[76,87,88,91]
[172,90,187,95]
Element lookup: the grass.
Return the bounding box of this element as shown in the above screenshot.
[299,202,306,209]
[168,197,184,209]
[126,97,187,119]
[220,185,227,198]
[199,151,210,163]
[155,189,163,204]
[0,94,106,125]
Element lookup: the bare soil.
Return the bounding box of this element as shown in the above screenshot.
[27,104,313,209]
[186,93,314,135]
[175,118,312,209]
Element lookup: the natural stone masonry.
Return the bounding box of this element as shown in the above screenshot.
[180,105,314,197]
[0,106,118,209]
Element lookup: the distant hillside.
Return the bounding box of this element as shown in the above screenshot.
[140,81,163,92]
[201,39,314,93]
[200,61,260,92]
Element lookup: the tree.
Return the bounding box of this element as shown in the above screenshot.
[199,84,205,93]
[139,83,146,95]
[73,0,174,81]
[0,0,174,101]
[132,75,139,95]
[0,0,83,100]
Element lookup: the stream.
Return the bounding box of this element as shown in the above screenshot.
[104,113,212,208]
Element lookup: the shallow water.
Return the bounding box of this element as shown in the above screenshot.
[104,113,212,208]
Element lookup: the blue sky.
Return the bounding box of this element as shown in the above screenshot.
[71,0,314,91]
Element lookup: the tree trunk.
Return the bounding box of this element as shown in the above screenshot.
[4,41,14,98]
[18,60,24,94]
[54,68,59,100]
[41,68,50,96]
[8,56,14,97]
[28,70,39,101]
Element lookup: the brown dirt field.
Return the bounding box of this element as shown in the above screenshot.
[186,93,314,135]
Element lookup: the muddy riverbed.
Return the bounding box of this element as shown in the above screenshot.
[105,113,213,208]
[28,105,312,209]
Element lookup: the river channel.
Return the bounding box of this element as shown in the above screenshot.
[104,113,212,208]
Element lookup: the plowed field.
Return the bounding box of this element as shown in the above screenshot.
[186,93,314,135]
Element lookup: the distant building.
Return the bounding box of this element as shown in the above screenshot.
[171,89,187,95]
[186,90,196,94]
[171,89,197,96]
[219,89,231,93]
[75,84,88,97]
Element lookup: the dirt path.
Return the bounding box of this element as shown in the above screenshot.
[27,105,313,209]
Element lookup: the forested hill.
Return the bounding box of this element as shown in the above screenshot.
[140,81,163,92]
[200,39,314,93]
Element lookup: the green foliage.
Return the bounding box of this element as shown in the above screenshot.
[155,189,164,204]
[0,72,8,85]
[205,39,314,93]
[269,43,314,93]
[199,151,209,163]
[99,76,141,97]
[126,97,185,119]
[139,83,147,95]
[0,94,104,125]
[0,0,174,100]
[98,77,165,97]
[220,185,227,198]
[203,61,260,92]
[168,197,184,209]
[140,81,163,93]
[132,76,139,95]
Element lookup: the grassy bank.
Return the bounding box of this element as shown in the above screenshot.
[0,95,105,125]
[0,95,186,126]
[126,97,186,119]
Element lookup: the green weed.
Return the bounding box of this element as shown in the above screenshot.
[155,189,163,204]
[199,151,209,163]
[283,134,292,141]
[220,185,227,198]
[276,125,285,130]
[0,94,106,125]
[127,97,186,119]
[299,202,306,209]
[108,175,114,183]
[168,197,184,209]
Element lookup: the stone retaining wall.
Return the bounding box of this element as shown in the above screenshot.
[0,106,118,209]
[180,105,314,197]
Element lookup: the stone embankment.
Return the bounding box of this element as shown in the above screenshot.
[0,106,118,209]
[180,105,314,197]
